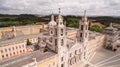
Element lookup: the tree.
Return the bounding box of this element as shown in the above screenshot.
[90,25,104,32]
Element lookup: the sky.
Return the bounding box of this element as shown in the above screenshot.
[0,0,120,16]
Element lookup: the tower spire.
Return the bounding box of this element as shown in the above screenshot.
[82,10,87,21]
[59,8,61,14]
[51,13,54,21]
[57,8,64,26]
[84,10,86,17]
[78,10,89,60]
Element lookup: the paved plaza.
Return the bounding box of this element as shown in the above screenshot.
[71,47,120,67]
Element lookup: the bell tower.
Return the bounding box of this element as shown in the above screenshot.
[48,14,56,36]
[77,10,89,60]
[48,14,57,51]
[77,10,89,42]
[54,8,68,67]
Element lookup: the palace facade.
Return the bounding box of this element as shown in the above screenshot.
[0,10,119,67]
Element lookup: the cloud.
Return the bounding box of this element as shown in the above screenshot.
[0,0,120,16]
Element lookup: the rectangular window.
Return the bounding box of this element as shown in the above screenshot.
[22,45,24,48]
[12,47,14,50]
[49,64,51,67]
[61,39,64,46]
[1,50,3,53]
[13,52,15,55]
[86,33,87,38]
[51,31,53,34]
[86,25,88,30]
[81,25,83,30]
[79,49,81,52]
[23,50,25,52]
[61,29,63,36]
[70,53,72,57]
[17,51,19,54]
[55,29,57,36]
[2,55,4,58]
[16,46,18,49]
[61,34,63,36]
[55,39,57,46]
[61,57,63,61]
[9,48,11,51]
[80,33,82,37]
[61,29,63,33]
[61,64,64,67]
[10,53,12,56]
[5,49,7,52]
[53,62,55,65]
[19,45,21,48]
[75,50,77,54]
[20,50,22,53]
[6,54,8,57]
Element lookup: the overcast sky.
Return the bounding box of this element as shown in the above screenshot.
[0,0,120,16]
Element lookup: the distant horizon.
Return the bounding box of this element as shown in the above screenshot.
[0,13,120,17]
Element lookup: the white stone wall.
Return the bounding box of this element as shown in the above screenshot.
[0,41,27,61]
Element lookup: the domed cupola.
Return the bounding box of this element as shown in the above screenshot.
[48,14,57,36]
[48,14,57,27]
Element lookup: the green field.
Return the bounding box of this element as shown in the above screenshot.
[0,14,120,32]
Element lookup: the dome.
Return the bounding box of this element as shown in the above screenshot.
[48,20,57,26]
[48,15,57,27]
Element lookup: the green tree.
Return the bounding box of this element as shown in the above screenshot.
[90,25,104,32]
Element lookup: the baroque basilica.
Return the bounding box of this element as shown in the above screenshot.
[0,9,119,67]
